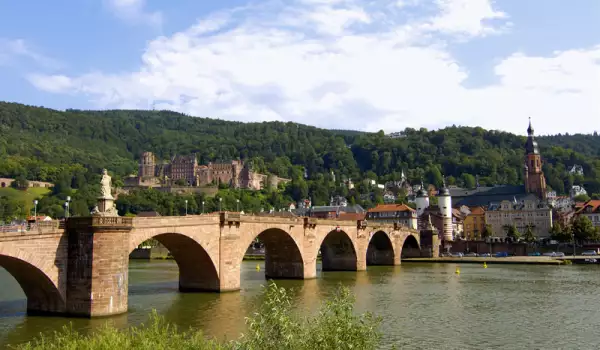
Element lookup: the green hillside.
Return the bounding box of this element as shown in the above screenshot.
[1,101,599,203]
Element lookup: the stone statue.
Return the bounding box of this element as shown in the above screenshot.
[91,169,119,217]
[100,169,113,199]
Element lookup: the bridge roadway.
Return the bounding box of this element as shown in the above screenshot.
[0,213,427,318]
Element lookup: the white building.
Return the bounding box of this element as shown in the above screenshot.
[570,185,588,199]
[485,196,553,239]
[569,165,584,177]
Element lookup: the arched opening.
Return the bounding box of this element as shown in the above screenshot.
[130,233,219,292]
[245,228,304,279]
[367,231,394,265]
[320,230,357,271]
[0,255,65,315]
[401,235,421,258]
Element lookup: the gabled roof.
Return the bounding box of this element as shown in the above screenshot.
[576,200,600,214]
[454,186,529,208]
[367,204,415,213]
[468,206,486,215]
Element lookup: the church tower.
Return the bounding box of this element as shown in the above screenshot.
[524,118,547,199]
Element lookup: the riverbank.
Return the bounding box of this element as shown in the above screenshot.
[402,256,564,265]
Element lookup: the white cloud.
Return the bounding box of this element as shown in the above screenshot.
[105,0,162,27]
[0,38,61,69]
[423,0,509,37]
[28,0,600,135]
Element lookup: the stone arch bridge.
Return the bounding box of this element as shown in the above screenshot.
[0,213,429,318]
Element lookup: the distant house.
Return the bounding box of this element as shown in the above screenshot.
[463,206,486,240]
[570,185,588,199]
[569,165,584,177]
[575,200,600,228]
[366,204,417,229]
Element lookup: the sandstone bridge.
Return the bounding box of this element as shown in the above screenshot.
[0,213,430,318]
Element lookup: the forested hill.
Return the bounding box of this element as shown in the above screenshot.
[1,101,599,197]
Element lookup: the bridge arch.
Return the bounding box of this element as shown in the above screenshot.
[239,227,305,279]
[129,230,220,292]
[0,248,65,314]
[367,230,395,266]
[401,234,421,258]
[317,229,358,271]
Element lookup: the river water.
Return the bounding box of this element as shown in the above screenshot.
[1,261,600,349]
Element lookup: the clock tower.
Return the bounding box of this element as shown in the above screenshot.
[524,118,547,199]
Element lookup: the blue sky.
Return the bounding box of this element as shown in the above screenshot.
[1,0,599,135]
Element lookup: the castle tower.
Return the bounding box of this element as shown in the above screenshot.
[415,180,430,217]
[139,152,156,178]
[438,178,453,241]
[524,118,547,199]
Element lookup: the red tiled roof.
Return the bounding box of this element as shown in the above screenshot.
[576,200,600,214]
[468,206,485,215]
[367,204,415,213]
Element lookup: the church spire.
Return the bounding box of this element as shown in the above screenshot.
[527,117,534,136]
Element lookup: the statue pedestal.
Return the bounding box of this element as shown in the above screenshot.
[98,197,114,212]
[92,196,118,217]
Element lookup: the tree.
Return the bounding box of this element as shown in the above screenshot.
[574,194,591,202]
[461,173,476,189]
[11,174,29,189]
[506,224,521,242]
[481,224,493,239]
[572,215,597,242]
[522,225,536,243]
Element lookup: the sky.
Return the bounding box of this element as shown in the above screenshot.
[0,0,599,136]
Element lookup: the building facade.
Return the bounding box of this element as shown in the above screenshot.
[366,204,417,229]
[463,206,486,239]
[485,197,553,238]
[130,152,289,190]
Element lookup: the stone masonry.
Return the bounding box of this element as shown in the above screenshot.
[0,214,420,317]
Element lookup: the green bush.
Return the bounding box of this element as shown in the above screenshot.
[14,281,381,350]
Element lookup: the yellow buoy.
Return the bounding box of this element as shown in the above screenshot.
[455,267,460,275]
[256,264,261,271]
[483,262,488,268]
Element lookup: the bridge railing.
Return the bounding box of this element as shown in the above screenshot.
[0,220,62,235]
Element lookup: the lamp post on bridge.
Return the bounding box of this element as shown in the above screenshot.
[236,199,240,212]
[33,200,38,222]
[185,199,188,216]
[64,196,71,219]
[202,201,205,215]
[219,197,222,212]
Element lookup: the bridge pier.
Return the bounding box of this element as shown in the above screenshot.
[66,217,132,317]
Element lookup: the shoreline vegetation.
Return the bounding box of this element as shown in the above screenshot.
[13,281,382,350]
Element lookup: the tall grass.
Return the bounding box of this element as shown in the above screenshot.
[15,281,382,350]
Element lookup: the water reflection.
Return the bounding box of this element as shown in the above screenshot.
[3,262,600,349]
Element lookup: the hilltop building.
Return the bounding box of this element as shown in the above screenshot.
[130,151,289,190]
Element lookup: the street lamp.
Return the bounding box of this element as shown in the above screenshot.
[572,233,576,256]
[202,201,205,215]
[64,196,71,219]
[33,200,38,221]
[185,199,188,216]
[219,197,222,212]
[236,199,240,212]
